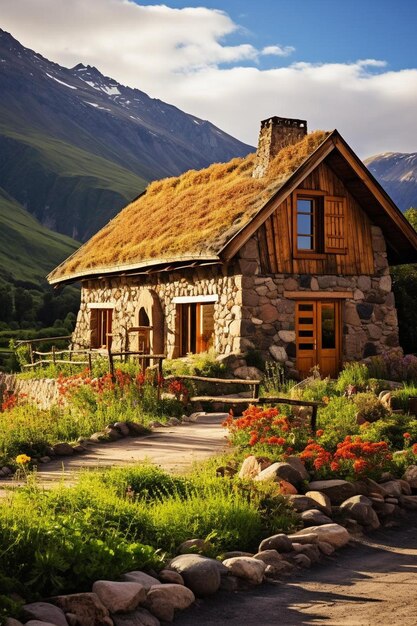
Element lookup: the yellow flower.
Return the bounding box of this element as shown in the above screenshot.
[16,454,31,465]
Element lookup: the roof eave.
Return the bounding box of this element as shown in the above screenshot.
[48,254,222,285]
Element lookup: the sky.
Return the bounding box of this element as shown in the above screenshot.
[2,0,417,156]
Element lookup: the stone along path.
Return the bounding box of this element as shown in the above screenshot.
[0,413,228,488]
[174,513,417,626]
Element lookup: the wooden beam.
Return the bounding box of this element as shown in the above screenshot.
[284,290,353,299]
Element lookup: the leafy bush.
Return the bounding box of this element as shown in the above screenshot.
[391,384,417,412]
[316,396,359,450]
[163,349,225,378]
[335,362,370,394]
[367,351,417,383]
[361,414,417,450]
[353,392,389,423]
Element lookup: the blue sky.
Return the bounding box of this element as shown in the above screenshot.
[2,0,417,155]
[135,0,417,70]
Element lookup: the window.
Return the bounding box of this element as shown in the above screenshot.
[90,308,113,349]
[294,191,346,257]
[178,302,215,356]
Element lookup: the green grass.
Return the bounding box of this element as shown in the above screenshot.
[0,188,79,286]
[0,461,298,607]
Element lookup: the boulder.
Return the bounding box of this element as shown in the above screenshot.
[399,495,417,510]
[104,426,122,441]
[113,421,130,436]
[318,541,335,556]
[258,533,293,553]
[53,442,74,456]
[168,554,223,596]
[403,465,417,489]
[363,477,389,497]
[126,422,149,436]
[112,608,160,626]
[178,538,211,554]
[158,570,184,585]
[222,557,266,585]
[305,491,332,516]
[238,455,261,480]
[278,480,298,495]
[301,509,334,527]
[50,592,112,626]
[65,614,78,626]
[293,524,350,549]
[380,480,403,497]
[25,622,58,626]
[234,366,263,380]
[122,572,161,590]
[22,602,68,626]
[285,456,310,481]
[145,584,195,622]
[297,543,321,563]
[292,554,311,568]
[254,462,303,487]
[287,532,319,545]
[221,550,254,559]
[253,550,283,567]
[287,494,326,514]
[4,620,24,626]
[264,560,294,579]
[340,495,380,529]
[307,480,356,504]
[92,580,146,613]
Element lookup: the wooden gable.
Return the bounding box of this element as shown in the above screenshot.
[257,161,374,275]
[221,132,417,268]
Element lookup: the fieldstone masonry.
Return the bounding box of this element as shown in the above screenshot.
[70,222,400,377]
[72,266,244,358]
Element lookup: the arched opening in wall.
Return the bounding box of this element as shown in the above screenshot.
[131,290,164,356]
[138,307,151,353]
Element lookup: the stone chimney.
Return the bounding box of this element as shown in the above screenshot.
[252,116,308,178]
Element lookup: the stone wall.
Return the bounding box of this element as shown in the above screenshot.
[72,265,243,358]
[0,373,60,409]
[237,225,400,373]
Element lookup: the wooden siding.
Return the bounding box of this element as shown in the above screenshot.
[258,161,375,275]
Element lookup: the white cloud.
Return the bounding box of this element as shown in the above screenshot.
[261,45,295,57]
[1,0,417,156]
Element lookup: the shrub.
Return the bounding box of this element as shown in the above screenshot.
[353,392,389,423]
[368,352,417,383]
[316,396,359,449]
[361,414,417,450]
[335,362,370,394]
[163,349,225,378]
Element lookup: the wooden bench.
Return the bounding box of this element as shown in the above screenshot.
[189,394,322,432]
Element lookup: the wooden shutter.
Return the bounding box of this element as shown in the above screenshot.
[324,196,347,253]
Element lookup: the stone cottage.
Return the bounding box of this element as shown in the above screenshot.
[48,116,417,378]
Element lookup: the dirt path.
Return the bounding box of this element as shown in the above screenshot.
[174,513,417,626]
[0,413,228,489]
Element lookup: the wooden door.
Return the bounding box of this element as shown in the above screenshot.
[296,300,341,378]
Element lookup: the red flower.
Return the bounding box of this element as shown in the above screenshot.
[316,429,324,437]
[403,432,411,439]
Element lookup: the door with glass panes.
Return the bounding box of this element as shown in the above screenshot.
[295,300,341,378]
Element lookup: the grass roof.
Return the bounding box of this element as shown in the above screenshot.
[48,130,330,283]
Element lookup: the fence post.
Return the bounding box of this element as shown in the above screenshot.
[108,347,115,380]
[29,342,34,365]
[311,405,318,433]
[253,382,260,399]
[52,345,56,365]
[157,357,164,402]
[88,351,92,372]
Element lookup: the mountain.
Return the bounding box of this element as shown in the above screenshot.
[364,152,417,212]
[0,29,253,242]
[0,186,78,289]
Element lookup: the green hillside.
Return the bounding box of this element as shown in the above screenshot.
[0,187,79,287]
[0,116,148,240]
